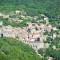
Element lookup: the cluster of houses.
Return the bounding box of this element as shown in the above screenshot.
[0,22,54,50]
[0,11,57,50]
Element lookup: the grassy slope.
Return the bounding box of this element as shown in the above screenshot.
[0,37,42,60]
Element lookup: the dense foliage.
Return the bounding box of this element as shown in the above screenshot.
[38,47,60,60]
[0,0,60,17]
[0,37,42,60]
[38,37,60,60]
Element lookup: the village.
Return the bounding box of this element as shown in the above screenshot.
[0,10,59,60]
[0,10,57,51]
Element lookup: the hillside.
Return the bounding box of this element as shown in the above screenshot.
[0,37,42,60]
[0,0,60,28]
[0,0,60,18]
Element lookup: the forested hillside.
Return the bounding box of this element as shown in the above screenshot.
[0,0,60,18]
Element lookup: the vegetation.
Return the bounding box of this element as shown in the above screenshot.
[0,37,42,60]
[38,47,60,60]
[0,17,29,27]
[38,37,60,60]
[0,0,60,27]
[0,0,60,17]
